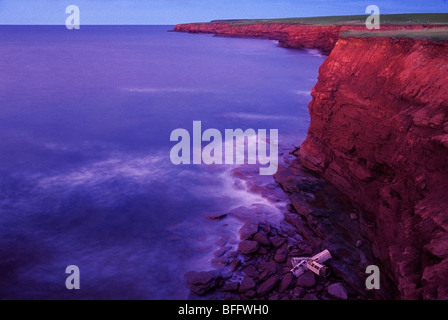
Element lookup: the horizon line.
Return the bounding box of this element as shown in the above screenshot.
[1,12,446,26]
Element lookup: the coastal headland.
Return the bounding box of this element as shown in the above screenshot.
[175,14,448,300]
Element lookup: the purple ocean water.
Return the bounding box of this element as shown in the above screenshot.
[0,25,324,299]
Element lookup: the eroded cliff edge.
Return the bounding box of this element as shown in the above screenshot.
[174,22,443,55]
[299,37,448,299]
[174,21,448,299]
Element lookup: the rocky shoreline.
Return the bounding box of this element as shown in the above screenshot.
[184,148,395,300]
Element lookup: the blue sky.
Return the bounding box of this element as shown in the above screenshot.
[0,0,447,25]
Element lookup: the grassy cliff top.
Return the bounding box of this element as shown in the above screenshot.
[209,13,448,26]
[341,28,448,41]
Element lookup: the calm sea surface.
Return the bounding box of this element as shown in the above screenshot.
[0,25,324,299]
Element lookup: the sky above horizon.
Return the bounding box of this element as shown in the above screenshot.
[0,0,447,25]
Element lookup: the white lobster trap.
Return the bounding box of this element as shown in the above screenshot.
[290,249,332,278]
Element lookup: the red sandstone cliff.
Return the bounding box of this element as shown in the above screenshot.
[174,22,442,55]
[175,21,448,299]
[299,37,448,299]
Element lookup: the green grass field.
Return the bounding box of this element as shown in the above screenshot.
[341,28,448,41]
[210,13,448,26]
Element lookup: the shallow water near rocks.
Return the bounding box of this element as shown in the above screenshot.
[0,25,324,299]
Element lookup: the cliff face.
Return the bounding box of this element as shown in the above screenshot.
[299,37,448,299]
[175,21,448,299]
[174,22,440,55]
[175,22,341,54]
